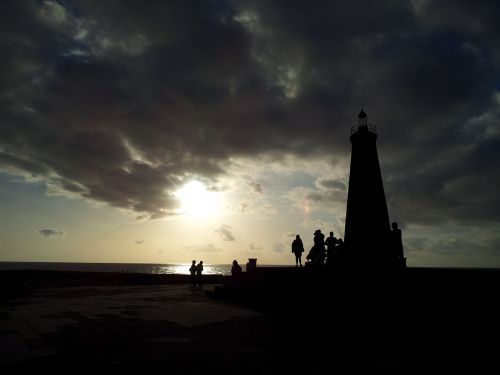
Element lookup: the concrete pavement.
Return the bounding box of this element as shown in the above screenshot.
[0,284,261,369]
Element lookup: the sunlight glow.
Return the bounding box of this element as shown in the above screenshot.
[174,180,221,217]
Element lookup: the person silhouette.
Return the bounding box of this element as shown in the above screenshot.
[291,234,305,267]
[231,260,242,277]
[313,229,326,267]
[330,238,345,267]
[336,238,344,253]
[189,260,196,288]
[196,261,204,287]
[325,231,337,250]
[390,222,405,267]
[325,231,337,263]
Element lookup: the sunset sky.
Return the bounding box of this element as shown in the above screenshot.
[1,0,499,267]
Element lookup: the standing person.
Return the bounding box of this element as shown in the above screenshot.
[195,260,204,287]
[189,260,196,288]
[390,222,406,268]
[325,231,337,251]
[336,238,345,254]
[325,231,337,263]
[231,260,242,277]
[313,229,326,267]
[292,234,305,267]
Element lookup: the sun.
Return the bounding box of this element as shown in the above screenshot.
[174,180,221,217]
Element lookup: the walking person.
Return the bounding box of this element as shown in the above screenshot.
[292,234,305,267]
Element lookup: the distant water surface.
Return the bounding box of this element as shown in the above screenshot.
[0,262,233,276]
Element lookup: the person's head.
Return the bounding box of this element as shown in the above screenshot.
[314,229,321,235]
[233,260,238,265]
[338,238,343,243]
[296,234,300,239]
[330,231,334,236]
[192,260,196,264]
[392,222,398,229]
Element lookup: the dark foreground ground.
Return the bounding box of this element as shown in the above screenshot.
[1,267,499,373]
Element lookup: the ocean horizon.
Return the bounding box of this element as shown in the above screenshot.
[0,261,292,276]
[2,262,498,276]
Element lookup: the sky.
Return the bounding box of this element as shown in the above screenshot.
[1,0,500,267]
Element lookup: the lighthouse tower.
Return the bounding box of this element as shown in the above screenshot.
[344,110,393,267]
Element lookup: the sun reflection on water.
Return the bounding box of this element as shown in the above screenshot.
[157,264,229,275]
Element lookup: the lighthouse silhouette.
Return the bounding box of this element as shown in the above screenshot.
[344,110,395,268]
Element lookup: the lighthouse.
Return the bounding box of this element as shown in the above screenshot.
[344,110,394,267]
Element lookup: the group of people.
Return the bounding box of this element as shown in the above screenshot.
[291,222,405,268]
[189,260,204,288]
[231,259,243,276]
[189,259,244,288]
[189,223,405,286]
[188,259,247,288]
[292,230,344,268]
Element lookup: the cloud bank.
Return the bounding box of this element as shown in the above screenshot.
[0,0,499,231]
[37,228,66,238]
[215,224,236,241]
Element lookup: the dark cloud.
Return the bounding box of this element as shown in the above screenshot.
[248,242,263,252]
[37,228,66,238]
[317,179,346,191]
[248,181,263,194]
[215,224,236,241]
[238,180,266,213]
[406,234,500,258]
[307,190,346,208]
[0,0,499,227]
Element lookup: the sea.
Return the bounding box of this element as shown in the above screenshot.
[0,262,233,276]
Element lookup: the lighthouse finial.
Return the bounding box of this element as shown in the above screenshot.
[358,109,367,125]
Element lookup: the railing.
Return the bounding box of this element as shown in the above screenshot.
[351,124,377,135]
